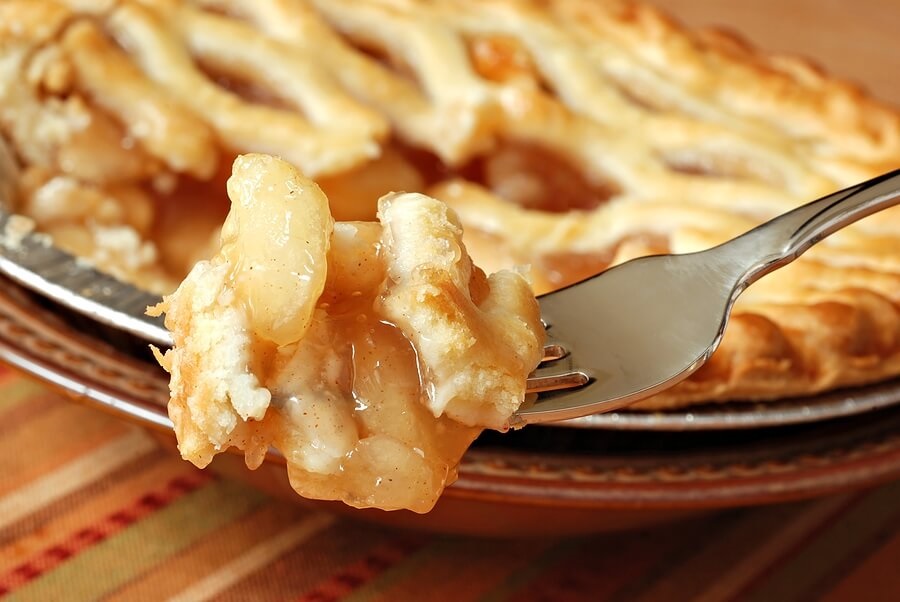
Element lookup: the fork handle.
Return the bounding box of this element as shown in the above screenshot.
[735,169,900,285]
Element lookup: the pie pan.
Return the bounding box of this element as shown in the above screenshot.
[3,276,900,536]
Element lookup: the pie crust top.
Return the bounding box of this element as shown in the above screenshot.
[1,0,900,409]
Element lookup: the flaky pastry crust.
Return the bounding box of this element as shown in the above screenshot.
[2,0,899,407]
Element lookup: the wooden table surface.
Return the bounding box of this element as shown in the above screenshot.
[655,0,900,104]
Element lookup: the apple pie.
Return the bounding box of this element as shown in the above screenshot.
[1,0,900,414]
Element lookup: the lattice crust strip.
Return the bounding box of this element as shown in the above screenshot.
[1,0,899,408]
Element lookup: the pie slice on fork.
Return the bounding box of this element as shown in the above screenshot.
[149,154,544,512]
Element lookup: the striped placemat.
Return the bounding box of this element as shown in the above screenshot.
[1,364,899,602]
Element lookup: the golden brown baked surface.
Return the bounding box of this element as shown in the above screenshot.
[150,154,544,512]
[2,0,900,408]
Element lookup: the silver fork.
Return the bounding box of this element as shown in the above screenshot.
[0,160,899,426]
[514,169,900,425]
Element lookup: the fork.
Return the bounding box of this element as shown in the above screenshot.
[0,164,899,426]
[513,169,900,425]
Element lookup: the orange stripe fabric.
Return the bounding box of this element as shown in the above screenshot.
[506,516,719,602]
[218,519,396,599]
[296,535,430,602]
[102,501,310,601]
[0,473,211,596]
[3,375,900,601]
[0,454,197,572]
[0,399,128,497]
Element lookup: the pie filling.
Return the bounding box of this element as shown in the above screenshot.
[150,154,544,512]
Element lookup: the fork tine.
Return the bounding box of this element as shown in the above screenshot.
[540,322,569,363]
[531,324,582,392]
[542,344,568,362]
[526,370,589,394]
[528,346,590,391]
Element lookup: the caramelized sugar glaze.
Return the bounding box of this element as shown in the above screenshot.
[3,0,900,415]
